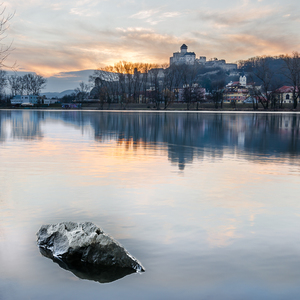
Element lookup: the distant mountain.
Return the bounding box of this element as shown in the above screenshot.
[45,70,96,93]
[41,90,75,99]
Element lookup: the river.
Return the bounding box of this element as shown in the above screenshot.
[0,110,299,300]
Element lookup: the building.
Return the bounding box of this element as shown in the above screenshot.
[170,44,196,65]
[44,99,59,105]
[170,44,237,71]
[11,95,40,105]
[227,74,248,88]
[239,75,247,87]
[198,56,207,64]
[274,86,299,104]
[204,58,237,71]
[224,76,250,103]
[223,87,249,103]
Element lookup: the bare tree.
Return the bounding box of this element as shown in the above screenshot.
[91,61,160,109]
[172,64,184,103]
[162,64,176,109]
[75,81,90,102]
[0,5,14,69]
[194,86,206,110]
[248,56,280,110]
[21,73,46,95]
[17,76,26,95]
[32,74,47,95]
[7,74,19,96]
[211,79,225,109]
[0,69,6,99]
[280,52,300,109]
[148,67,162,109]
[90,69,119,109]
[23,74,34,95]
[140,63,153,104]
[180,64,201,110]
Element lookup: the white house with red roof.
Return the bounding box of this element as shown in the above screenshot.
[275,86,299,104]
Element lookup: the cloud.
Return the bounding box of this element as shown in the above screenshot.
[69,0,103,16]
[189,29,300,63]
[4,0,300,75]
[130,9,182,25]
[7,25,186,75]
[196,4,280,27]
[130,9,159,20]
[70,7,101,17]
[161,12,181,18]
[8,15,300,77]
[48,3,66,11]
[188,2,300,61]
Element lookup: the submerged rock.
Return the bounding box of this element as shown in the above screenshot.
[37,222,144,283]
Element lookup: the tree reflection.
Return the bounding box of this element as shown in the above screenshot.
[0,111,300,169]
[0,110,44,141]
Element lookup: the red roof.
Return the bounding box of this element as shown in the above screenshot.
[226,81,239,86]
[276,86,299,93]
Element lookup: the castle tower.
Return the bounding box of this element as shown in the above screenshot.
[239,75,247,87]
[180,44,188,54]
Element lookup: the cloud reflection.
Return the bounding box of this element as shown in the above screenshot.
[1,111,300,168]
[0,111,300,299]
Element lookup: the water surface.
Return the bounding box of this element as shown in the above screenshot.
[0,110,300,300]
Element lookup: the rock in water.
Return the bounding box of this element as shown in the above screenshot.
[37,222,145,283]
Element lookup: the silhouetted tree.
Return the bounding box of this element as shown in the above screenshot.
[211,79,225,109]
[75,81,90,102]
[280,52,300,109]
[248,56,279,110]
[0,5,14,69]
[180,64,201,110]
[7,75,19,96]
[148,67,162,109]
[61,93,76,103]
[0,70,7,100]
[22,73,47,96]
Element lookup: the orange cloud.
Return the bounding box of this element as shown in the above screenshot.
[5,0,300,75]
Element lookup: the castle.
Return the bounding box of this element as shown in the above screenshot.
[170,44,237,71]
[170,44,196,65]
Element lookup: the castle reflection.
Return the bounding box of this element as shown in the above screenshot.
[0,111,300,169]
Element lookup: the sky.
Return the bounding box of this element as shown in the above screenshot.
[3,0,300,83]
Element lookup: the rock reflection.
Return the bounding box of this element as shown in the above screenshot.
[39,247,135,284]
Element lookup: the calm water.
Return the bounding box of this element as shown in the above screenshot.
[0,110,300,300]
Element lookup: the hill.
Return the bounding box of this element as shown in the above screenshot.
[41,90,75,99]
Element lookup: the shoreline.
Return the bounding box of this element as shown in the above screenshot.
[2,102,300,113]
[2,108,300,114]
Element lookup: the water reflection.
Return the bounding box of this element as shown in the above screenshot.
[0,110,300,299]
[0,111,300,169]
[0,110,44,141]
[39,247,135,284]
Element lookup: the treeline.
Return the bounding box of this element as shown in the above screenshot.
[0,71,46,100]
[238,53,300,109]
[88,52,300,110]
[89,61,223,110]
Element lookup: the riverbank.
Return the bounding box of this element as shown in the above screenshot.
[1,102,300,111]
